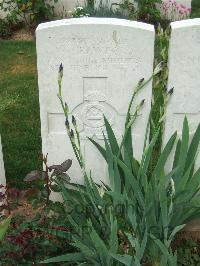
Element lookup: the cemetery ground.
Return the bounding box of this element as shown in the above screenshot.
[0,40,41,189]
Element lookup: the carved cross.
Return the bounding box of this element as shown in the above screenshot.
[72,77,117,140]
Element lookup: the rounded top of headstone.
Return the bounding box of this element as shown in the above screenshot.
[171,18,200,30]
[36,17,154,33]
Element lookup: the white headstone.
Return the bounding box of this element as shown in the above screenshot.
[36,18,155,184]
[0,135,6,187]
[164,19,200,160]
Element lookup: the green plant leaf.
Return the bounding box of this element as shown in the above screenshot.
[175,117,189,179]
[173,139,181,169]
[138,128,160,180]
[88,137,107,161]
[0,216,11,241]
[116,156,145,209]
[104,115,120,156]
[185,123,200,172]
[123,126,133,169]
[153,132,177,178]
[104,133,115,190]
[150,234,176,266]
[113,159,121,193]
[168,224,185,245]
[110,253,137,266]
[40,252,85,263]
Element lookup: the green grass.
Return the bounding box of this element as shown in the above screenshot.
[0,40,42,188]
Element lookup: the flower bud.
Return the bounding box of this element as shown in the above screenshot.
[65,118,70,129]
[58,63,63,85]
[138,78,145,86]
[72,115,76,126]
[140,99,145,107]
[59,63,63,78]
[70,129,74,140]
[168,87,174,95]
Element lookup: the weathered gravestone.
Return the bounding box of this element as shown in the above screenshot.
[164,19,200,163]
[0,135,6,187]
[36,18,155,184]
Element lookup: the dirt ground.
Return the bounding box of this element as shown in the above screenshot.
[11,28,34,41]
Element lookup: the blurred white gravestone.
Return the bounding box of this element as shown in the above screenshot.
[164,19,200,161]
[36,18,155,184]
[0,135,6,187]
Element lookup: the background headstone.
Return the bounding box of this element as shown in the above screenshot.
[0,135,6,187]
[164,19,200,166]
[36,18,155,184]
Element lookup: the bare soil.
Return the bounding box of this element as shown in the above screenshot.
[10,28,34,41]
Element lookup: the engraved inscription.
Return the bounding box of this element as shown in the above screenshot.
[48,77,120,140]
[48,35,140,72]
